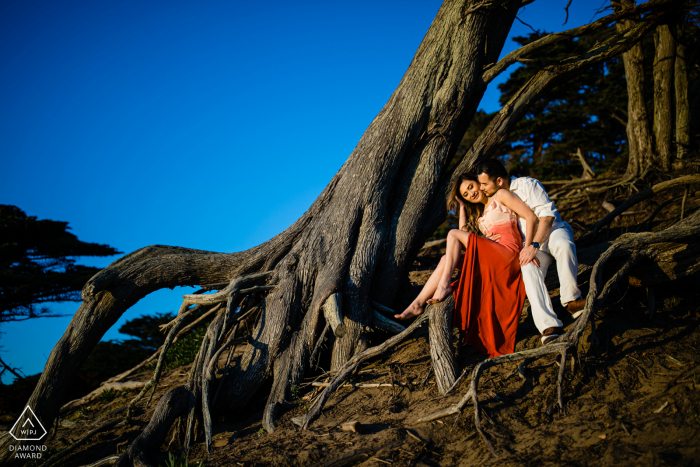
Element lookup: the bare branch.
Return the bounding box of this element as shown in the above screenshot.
[483,0,680,84]
[586,174,700,238]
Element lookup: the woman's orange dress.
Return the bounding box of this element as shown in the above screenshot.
[451,198,527,358]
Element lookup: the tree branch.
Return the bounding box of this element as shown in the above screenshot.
[482,0,681,84]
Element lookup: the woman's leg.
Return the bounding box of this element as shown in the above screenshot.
[395,253,461,319]
[428,229,471,303]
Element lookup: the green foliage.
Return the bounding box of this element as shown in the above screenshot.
[100,388,118,402]
[160,451,203,467]
[495,28,630,180]
[147,324,209,372]
[0,205,121,321]
[290,384,301,403]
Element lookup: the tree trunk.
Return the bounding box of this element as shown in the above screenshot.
[1,1,685,464]
[612,0,655,178]
[674,40,689,160]
[0,1,522,463]
[653,24,675,169]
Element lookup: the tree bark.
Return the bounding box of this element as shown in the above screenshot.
[612,0,655,177]
[674,40,689,159]
[1,2,524,463]
[428,298,458,393]
[653,24,675,169]
[1,0,686,464]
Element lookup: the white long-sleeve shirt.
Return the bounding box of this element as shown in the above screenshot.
[509,176,565,237]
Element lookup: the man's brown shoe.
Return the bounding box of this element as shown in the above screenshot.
[566,297,586,318]
[540,326,564,346]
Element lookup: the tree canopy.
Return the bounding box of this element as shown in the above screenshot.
[496,27,630,179]
[0,205,120,322]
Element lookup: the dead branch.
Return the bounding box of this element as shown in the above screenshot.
[482,0,680,84]
[586,174,700,238]
[105,304,221,384]
[310,382,408,388]
[420,238,447,250]
[45,418,123,467]
[373,310,407,334]
[573,148,596,179]
[75,456,120,467]
[59,381,147,416]
[0,356,25,381]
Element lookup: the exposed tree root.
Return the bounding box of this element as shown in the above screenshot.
[44,418,124,467]
[299,299,454,429]
[428,302,458,394]
[5,2,689,466]
[413,219,700,456]
[105,304,223,385]
[584,174,700,239]
[59,381,148,416]
[115,386,191,467]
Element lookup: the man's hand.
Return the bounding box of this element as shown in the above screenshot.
[519,245,540,267]
[487,234,501,243]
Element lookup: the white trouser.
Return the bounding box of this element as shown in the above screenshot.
[521,222,581,334]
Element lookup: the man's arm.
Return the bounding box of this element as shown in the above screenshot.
[519,215,553,266]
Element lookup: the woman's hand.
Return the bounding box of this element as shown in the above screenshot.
[519,246,540,267]
[454,195,465,208]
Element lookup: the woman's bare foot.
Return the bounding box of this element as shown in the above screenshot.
[394,301,424,320]
[427,284,453,303]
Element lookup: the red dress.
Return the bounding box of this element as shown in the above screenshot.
[451,199,527,358]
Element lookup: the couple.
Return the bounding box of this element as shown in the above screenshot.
[395,159,585,358]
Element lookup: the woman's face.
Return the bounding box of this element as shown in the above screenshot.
[460,179,486,204]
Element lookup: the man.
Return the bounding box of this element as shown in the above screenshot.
[474,159,585,345]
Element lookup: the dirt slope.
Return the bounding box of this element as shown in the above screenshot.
[42,264,700,467]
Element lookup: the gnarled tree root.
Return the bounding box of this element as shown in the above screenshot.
[299,299,454,429]
[414,221,700,456]
[115,386,191,467]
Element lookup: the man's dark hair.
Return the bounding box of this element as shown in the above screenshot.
[475,159,508,180]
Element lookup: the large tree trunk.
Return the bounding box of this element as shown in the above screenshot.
[652,24,675,169]
[674,37,690,160]
[0,1,522,464]
[613,0,655,177]
[1,1,685,465]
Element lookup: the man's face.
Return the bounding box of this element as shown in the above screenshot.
[477,173,503,197]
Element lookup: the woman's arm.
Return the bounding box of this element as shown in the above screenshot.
[494,189,538,247]
[455,197,468,231]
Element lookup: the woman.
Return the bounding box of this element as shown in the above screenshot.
[394,172,538,357]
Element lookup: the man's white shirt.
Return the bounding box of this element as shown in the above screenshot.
[509,176,565,236]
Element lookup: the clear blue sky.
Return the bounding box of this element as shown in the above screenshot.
[0,0,605,383]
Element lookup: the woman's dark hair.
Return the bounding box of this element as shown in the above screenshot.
[447,172,483,233]
[475,159,508,181]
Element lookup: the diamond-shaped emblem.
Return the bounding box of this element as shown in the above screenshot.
[9,406,47,441]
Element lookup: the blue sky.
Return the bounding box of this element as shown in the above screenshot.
[0,0,606,383]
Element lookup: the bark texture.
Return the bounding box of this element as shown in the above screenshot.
[653,24,675,169]
[1,1,687,465]
[613,0,655,177]
[674,40,690,159]
[428,298,458,393]
[1,1,523,464]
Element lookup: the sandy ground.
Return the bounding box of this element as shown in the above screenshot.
[39,262,700,467]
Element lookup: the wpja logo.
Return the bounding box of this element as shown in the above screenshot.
[7,406,47,460]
